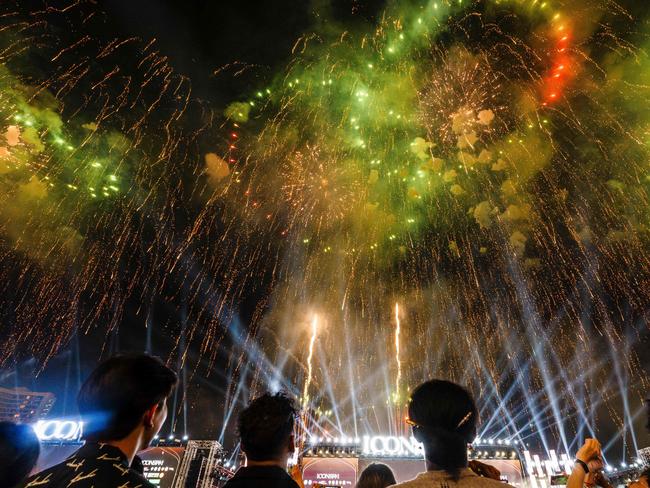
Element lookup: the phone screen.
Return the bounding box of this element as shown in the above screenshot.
[551,475,569,486]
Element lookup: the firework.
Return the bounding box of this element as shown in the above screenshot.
[302,314,319,410]
[227,0,649,449]
[0,0,648,456]
[394,302,402,405]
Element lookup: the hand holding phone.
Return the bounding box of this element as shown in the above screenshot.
[576,438,601,464]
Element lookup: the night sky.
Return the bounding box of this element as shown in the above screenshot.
[0,0,648,458]
[1,0,394,447]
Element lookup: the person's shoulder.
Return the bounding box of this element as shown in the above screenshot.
[96,462,155,488]
[19,463,65,487]
[482,477,515,486]
[109,462,154,488]
[221,479,257,488]
[389,480,421,488]
[19,460,154,488]
[124,469,155,487]
[466,478,516,488]
[222,475,299,488]
[222,478,243,488]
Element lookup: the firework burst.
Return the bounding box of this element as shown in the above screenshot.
[0,0,647,454]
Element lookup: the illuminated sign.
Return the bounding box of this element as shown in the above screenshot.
[139,446,185,488]
[302,457,358,487]
[361,435,424,457]
[33,420,83,442]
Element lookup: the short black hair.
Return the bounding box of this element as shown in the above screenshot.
[408,379,478,479]
[77,354,177,441]
[357,462,397,488]
[237,392,298,461]
[0,422,40,487]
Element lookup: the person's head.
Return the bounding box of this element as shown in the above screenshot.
[238,392,298,464]
[77,354,177,448]
[628,469,649,488]
[407,379,477,479]
[0,422,40,487]
[357,463,397,488]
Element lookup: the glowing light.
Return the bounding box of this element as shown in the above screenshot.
[33,420,83,441]
[0,0,646,459]
[362,435,424,457]
[302,315,319,409]
[394,303,401,403]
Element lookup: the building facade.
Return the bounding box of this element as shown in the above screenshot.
[0,386,55,423]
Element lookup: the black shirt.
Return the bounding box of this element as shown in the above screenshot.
[20,443,154,488]
[223,465,300,488]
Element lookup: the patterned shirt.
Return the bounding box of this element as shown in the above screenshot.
[390,468,516,488]
[20,443,154,488]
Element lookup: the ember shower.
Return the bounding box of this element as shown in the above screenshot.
[0,0,648,460]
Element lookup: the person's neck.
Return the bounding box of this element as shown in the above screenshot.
[245,458,287,470]
[102,429,145,465]
[425,458,468,472]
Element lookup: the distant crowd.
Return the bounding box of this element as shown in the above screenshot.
[1,353,648,488]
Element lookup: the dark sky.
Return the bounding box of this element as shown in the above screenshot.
[0,0,648,458]
[98,0,386,105]
[1,0,395,448]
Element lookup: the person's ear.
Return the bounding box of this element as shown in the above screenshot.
[412,426,423,442]
[143,403,159,429]
[288,433,295,453]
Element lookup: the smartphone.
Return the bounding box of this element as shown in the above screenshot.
[551,475,569,486]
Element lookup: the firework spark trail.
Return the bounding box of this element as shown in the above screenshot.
[0,2,224,369]
[302,314,318,410]
[394,302,401,404]
[236,0,649,450]
[0,0,648,456]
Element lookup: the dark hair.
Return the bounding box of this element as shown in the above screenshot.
[238,392,298,461]
[357,463,397,488]
[0,422,40,487]
[77,354,178,441]
[408,379,477,480]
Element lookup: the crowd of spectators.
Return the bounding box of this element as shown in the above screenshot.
[0,353,647,488]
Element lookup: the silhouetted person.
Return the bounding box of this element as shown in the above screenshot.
[357,462,397,488]
[224,392,300,488]
[20,354,177,488]
[392,379,514,488]
[0,422,40,487]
